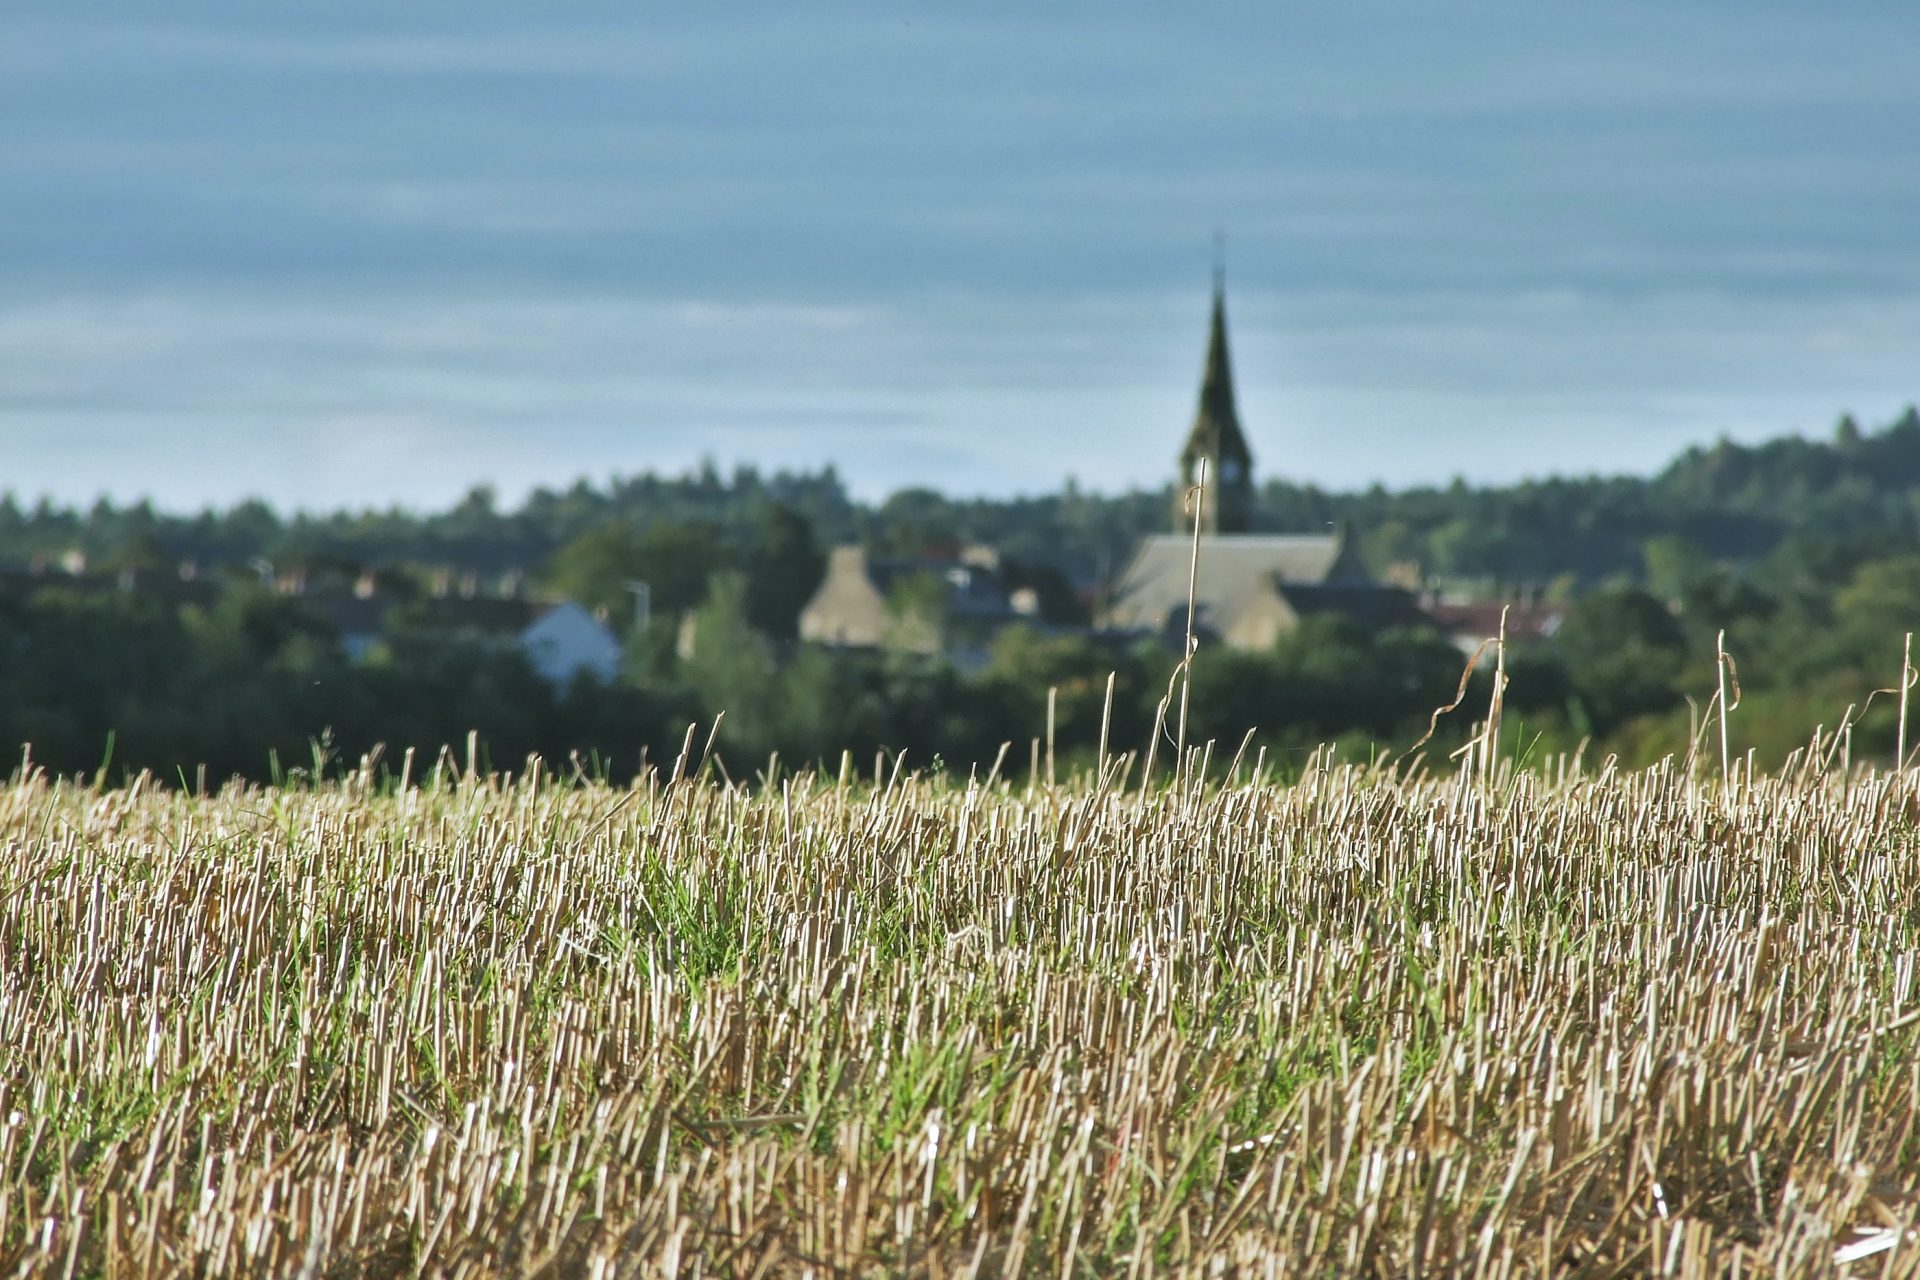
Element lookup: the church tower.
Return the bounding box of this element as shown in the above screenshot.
[1175,268,1255,534]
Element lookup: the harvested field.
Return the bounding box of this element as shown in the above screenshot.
[4,755,1920,1276]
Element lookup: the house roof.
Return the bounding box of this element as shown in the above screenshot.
[1273,582,1429,631]
[1424,600,1567,643]
[862,556,1013,620]
[1105,531,1369,635]
[0,566,223,609]
[799,545,1027,652]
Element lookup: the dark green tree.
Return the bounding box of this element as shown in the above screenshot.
[543,520,731,629]
[1554,586,1691,732]
[744,506,825,640]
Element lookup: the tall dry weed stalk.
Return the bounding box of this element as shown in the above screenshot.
[1175,457,1207,788]
[1899,632,1913,776]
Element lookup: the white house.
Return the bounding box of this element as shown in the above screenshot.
[518,601,623,687]
[317,592,624,690]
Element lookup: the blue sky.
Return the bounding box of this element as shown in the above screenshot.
[4,2,1917,511]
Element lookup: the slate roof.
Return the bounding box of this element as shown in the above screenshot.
[1273,583,1429,631]
[1424,600,1567,645]
[860,558,1013,621]
[1104,531,1371,638]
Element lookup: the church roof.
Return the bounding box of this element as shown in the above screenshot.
[1104,531,1371,637]
[1181,283,1254,470]
[1272,582,1429,631]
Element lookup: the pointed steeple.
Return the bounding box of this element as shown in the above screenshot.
[1176,264,1255,535]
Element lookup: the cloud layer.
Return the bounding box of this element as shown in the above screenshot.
[4,3,1917,509]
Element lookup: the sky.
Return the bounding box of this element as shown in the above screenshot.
[4,2,1918,513]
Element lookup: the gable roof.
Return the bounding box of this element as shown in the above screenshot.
[799,545,1022,650]
[1104,531,1371,636]
[861,558,1011,619]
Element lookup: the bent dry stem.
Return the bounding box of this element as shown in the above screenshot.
[2,759,1919,1275]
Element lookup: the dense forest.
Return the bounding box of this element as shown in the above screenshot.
[3,405,1918,785]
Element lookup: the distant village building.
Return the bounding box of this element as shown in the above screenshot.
[0,556,621,687]
[0,561,222,611]
[798,544,1040,668]
[519,603,624,686]
[320,595,622,689]
[1105,271,1425,649]
[1423,597,1568,657]
[1105,528,1422,649]
[799,265,1434,662]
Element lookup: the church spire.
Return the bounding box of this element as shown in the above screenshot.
[1176,258,1255,534]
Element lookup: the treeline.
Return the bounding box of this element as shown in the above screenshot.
[4,406,1920,784]
[594,533,1920,777]
[5,407,1918,591]
[0,578,1484,786]
[5,532,1920,787]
